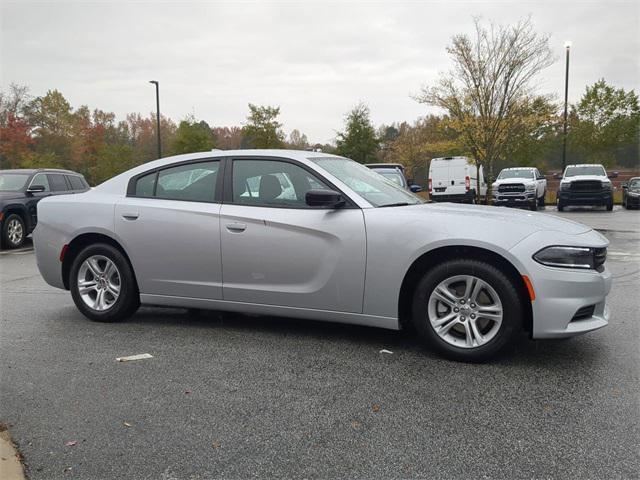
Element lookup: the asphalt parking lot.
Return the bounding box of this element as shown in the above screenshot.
[1,206,639,479]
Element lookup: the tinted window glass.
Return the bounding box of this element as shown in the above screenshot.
[232,160,331,208]
[30,173,50,192]
[156,161,219,202]
[67,175,85,190]
[135,172,157,197]
[47,174,68,192]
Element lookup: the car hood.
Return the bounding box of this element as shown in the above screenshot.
[416,202,591,235]
[0,191,25,202]
[493,178,536,186]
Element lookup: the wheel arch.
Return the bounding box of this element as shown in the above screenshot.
[398,245,533,334]
[62,232,137,291]
[2,204,29,226]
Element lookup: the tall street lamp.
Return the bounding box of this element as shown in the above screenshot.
[561,41,571,172]
[149,80,162,159]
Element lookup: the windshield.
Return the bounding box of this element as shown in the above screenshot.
[497,169,534,180]
[310,157,423,207]
[564,165,606,177]
[377,171,405,187]
[629,179,640,190]
[0,173,30,191]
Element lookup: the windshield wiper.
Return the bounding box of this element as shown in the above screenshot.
[378,202,411,207]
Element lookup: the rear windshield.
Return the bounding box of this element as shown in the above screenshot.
[497,169,534,180]
[564,166,606,177]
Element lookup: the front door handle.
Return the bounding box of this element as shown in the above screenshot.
[122,212,139,220]
[226,222,247,233]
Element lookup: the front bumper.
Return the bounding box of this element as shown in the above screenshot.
[493,191,536,206]
[558,190,612,206]
[625,193,640,207]
[510,230,611,339]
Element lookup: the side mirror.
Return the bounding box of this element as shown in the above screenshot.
[553,172,562,180]
[622,183,628,190]
[409,184,423,193]
[608,171,619,179]
[27,185,46,194]
[305,189,345,208]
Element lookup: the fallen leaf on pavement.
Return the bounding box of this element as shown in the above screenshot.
[212,440,221,449]
[116,353,153,362]
[379,349,393,354]
[372,404,380,412]
[185,390,192,395]
[64,441,77,447]
[351,420,361,430]
[123,422,132,427]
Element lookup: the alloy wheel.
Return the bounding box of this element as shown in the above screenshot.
[427,275,503,348]
[7,218,24,246]
[77,255,121,311]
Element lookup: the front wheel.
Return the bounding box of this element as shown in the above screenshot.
[529,199,538,211]
[538,191,546,207]
[1,213,26,249]
[606,200,614,211]
[411,259,523,362]
[557,199,565,212]
[69,243,140,322]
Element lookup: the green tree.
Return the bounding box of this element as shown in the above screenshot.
[335,103,379,163]
[243,104,285,148]
[416,17,554,201]
[287,129,309,150]
[170,116,216,155]
[569,79,640,168]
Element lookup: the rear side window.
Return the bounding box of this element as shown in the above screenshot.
[133,160,220,203]
[48,174,69,192]
[67,175,85,190]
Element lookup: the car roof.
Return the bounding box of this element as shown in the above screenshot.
[0,168,81,175]
[502,167,535,170]
[565,164,605,168]
[365,163,405,170]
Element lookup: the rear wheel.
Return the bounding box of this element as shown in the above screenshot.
[69,243,140,322]
[411,259,523,362]
[606,200,614,211]
[1,214,26,249]
[557,199,565,212]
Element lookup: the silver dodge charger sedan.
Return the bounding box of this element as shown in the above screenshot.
[34,150,611,362]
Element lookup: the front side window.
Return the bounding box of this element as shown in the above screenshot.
[310,157,423,207]
[232,160,330,208]
[47,174,68,192]
[29,173,50,192]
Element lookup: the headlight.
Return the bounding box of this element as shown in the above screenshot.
[533,246,607,271]
[525,184,536,191]
[602,181,612,189]
[560,182,570,190]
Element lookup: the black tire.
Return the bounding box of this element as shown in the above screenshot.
[411,259,523,362]
[69,243,140,322]
[606,200,614,211]
[529,199,538,211]
[538,192,546,207]
[1,213,26,249]
[557,200,564,212]
[622,195,627,209]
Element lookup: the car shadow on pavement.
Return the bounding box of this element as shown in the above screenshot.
[121,306,605,368]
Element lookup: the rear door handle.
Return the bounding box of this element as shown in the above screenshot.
[226,222,247,233]
[122,212,139,220]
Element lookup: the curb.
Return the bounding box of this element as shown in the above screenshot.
[0,425,26,480]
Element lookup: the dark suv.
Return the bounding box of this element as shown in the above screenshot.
[0,169,90,249]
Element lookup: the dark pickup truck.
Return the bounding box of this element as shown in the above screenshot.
[0,168,90,249]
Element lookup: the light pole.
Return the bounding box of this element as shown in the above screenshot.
[149,80,161,159]
[561,41,571,172]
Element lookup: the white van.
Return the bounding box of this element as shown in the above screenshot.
[428,156,486,203]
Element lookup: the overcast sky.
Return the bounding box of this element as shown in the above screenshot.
[2,0,639,143]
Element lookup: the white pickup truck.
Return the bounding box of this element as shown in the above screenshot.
[492,167,547,211]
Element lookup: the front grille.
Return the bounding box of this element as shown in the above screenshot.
[570,180,602,192]
[571,305,595,322]
[498,183,525,193]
